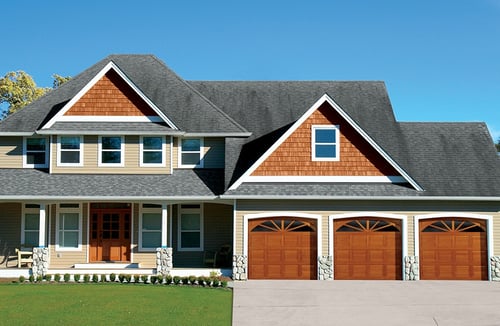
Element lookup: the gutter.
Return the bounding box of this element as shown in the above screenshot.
[219,195,500,201]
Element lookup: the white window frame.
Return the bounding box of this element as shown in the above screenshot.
[177,204,203,251]
[21,204,40,247]
[55,203,82,251]
[57,135,83,167]
[23,137,49,168]
[140,136,166,167]
[139,204,163,251]
[98,135,124,167]
[179,138,204,168]
[311,125,340,161]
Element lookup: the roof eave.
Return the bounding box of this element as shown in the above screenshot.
[220,195,500,201]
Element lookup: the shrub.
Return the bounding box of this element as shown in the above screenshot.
[150,275,158,284]
[173,276,181,285]
[133,274,140,283]
[44,274,52,282]
[188,275,197,285]
[74,274,81,283]
[197,276,205,287]
[118,274,125,283]
[54,273,61,282]
[165,275,172,285]
[19,275,25,283]
[156,274,164,284]
[92,274,99,283]
[181,276,189,285]
[28,275,34,283]
[64,273,71,282]
[221,279,228,288]
[37,275,44,283]
[100,274,107,282]
[124,274,132,283]
[140,275,148,283]
[109,273,116,282]
[83,274,90,283]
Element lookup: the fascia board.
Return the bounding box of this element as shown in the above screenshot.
[36,130,185,136]
[220,195,500,201]
[40,62,179,130]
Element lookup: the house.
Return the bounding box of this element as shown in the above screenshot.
[0,54,499,281]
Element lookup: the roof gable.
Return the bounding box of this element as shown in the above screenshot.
[229,94,423,191]
[41,61,177,129]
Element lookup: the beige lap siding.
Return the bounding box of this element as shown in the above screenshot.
[234,199,500,259]
[51,135,172,174]
[0,137,23,168]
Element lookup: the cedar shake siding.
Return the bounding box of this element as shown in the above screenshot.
[65,70,158,117]
[251,102,399,176]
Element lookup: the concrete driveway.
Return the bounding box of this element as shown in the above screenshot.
[232,280,500,326]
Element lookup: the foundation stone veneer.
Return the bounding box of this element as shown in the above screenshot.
[490,256,500,281]
[156,247,172,276]
[233,255,247,280]
[404,256,419,280]
[318,256,333,280]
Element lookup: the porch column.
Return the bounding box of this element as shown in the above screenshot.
[38,204,47,247]
[161,204,168,247]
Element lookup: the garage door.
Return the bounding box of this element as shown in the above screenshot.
[248,217,317,280]
[334,218,402,280]
[419,218,487,280]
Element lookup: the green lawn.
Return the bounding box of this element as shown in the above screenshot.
[0,283,232,325]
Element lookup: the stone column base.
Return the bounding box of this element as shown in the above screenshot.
[156,247,172,276]
[318,256,333,280]
[404,256,419,280]
[233,255,247,280]
[32,247,49,277]
[490,256,500,281]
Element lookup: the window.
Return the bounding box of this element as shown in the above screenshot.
[178,204,203,251]
[312,125,339,161]
[23,137,48,168]
[56,204,81,250]
[139,204,162,251]
[99,136,124,166]
[180,138,203,168]
[58,136,83,166]
[140,136,165,166]
[22,204,40,247]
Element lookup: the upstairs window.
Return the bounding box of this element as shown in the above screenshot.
[312,125,339,161]
[140,136,165,167]
[57,136,83,166]
[180,138,204,168]
[99,136,124,166]
[23,137,48,168]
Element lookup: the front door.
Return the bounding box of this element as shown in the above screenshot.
[89,206,131,262]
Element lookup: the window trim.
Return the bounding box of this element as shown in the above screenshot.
[57,135,84,167]
[138,204,163,252]
[55,203,82,251]
[140,135,166,167]
[179,138,204,168]
[311,125,340,161]
[21,204,41,247]
[23,137,49,168]
[177,204,203,252]
[98,135,124,167]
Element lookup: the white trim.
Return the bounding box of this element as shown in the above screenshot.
[21,204,41,247]
[177,203,204,252]
[328,212,408,280]
[244,176,407,183]
[243,212,322,258]
[41,61,178,130]
[55,203,82,251]
[57,135,84,167]
[86,203,90,263]
[233,199,237,261]
[413,212,493,281]
[311,125,340,161]
[220,195,500,201]
[0,132,34,136]
[178,137,204,168]
[183,132,252,137]
[23,136,49,168]
[169,136,173,175]
[57,115,163,123]
[161,204,168,247]
[139,135,166,167]
[229,94,423,191]
[169,205,173,248]
[138,204,163,252]
[98,135,125,167]
[38,204,47,247]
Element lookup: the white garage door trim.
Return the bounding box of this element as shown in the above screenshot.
[243,212,322,258]
[414,213,493,281]
[329,212,408,280]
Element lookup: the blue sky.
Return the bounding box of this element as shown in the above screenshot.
[2,0,499,141]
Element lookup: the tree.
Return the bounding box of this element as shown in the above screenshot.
[0,71,71,117]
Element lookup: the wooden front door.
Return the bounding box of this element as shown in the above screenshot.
[89,208,131,262]
[334,217,402,280]
[419,218,487,280]
[248,217,317,280]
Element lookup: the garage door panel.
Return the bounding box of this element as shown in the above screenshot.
[334,217,402,280]
[419,218,487,280]
[248,217,317,280]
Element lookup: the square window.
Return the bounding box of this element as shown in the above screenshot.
[99,136,124,166]
[24,137,48,168]
[58,136,82,165]
[141,136,164,166]
[180,138,203,168]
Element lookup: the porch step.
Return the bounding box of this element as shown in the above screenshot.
[73,263,142,269]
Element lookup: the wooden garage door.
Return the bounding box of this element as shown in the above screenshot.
[334,218,402,280]
[248,218,317,280]
[419,218,487,280]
